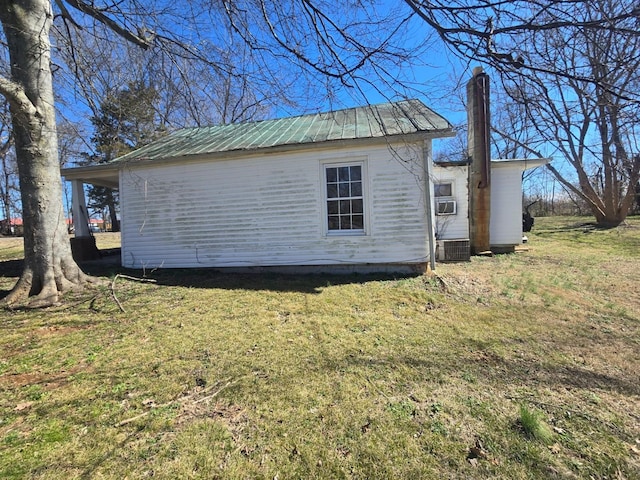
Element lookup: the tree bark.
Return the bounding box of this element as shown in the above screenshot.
[0,0,93,307]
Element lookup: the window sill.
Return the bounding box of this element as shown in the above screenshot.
[326,230,366,237]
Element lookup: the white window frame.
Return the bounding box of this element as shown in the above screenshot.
[434,180,457,216]
[434,181,454,199]
[321,159,368,236]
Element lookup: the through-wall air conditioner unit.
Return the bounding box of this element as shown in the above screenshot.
[436,199,457,215]
[436,239,471,262]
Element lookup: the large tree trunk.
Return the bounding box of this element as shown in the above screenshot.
[0,0,93,307]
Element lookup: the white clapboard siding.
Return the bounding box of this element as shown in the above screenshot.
[119,142,432,269]
[490,163,523,246]
[431,164,469,240]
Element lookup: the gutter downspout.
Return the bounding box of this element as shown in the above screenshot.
[423,141,436,272]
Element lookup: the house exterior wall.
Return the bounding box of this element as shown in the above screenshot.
[490,164,523,246]
[431,164,469,240]
[431,161,531,247]
[119,142,432,270]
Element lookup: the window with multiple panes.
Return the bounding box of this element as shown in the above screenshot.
[434,181,456,215]
[325,164,364,232]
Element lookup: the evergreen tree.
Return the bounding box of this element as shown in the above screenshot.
[86,83,163,232]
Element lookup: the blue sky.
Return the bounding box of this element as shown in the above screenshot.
[51,1,476,154]
[48,0,561,217]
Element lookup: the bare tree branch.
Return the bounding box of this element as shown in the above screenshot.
[403,0,640,100]
[62,0,153,48]
[54,0,82,29]
[0,75,38,123]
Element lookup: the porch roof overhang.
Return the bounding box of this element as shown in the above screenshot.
[61,163,119,189]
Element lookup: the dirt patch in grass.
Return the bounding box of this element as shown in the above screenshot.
[0,367,85,389]
[438,267,497,300]
[0,372,47,388]
[176,400,249,449]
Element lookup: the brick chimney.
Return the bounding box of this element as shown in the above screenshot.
[467,67,491,254]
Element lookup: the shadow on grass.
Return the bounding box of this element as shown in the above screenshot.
[534,222,603,236]
[535,219,640,235]
[0,259,22,300]
[0,250,420,297]
[77,249,421,294]
[341,348,640,401]
[135,268,416,294]
[0,258,23,277]
[465,351,640,398]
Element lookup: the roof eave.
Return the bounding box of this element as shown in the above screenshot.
[60,128,455,183]
[110,130,454,167]
[490,157,552,170]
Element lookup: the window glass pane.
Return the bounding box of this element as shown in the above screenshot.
[350,166,361,181]
[351,181,362,197]
[326,168,337,183]
[338,166,350,182]
[340,216,352,229]
[352,215,364,229]
[352,199,363,213]
[339,200,351,214]
[327,183,338,198]
[338,182,350,197]
[435,183,452,197]
[327,200,339,214]
[328,215,339,230]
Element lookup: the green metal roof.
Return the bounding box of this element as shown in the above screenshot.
[112,99,453,163]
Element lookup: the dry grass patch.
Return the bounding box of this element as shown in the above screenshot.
[0,218,639,479]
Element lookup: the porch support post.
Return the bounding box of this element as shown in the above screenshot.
[69,179,100,261]
[71,179,90,237]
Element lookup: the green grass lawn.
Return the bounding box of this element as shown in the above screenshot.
[1,218,639,479]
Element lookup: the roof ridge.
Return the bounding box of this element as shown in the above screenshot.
[106,99,451,164]
[180,99,422,130]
